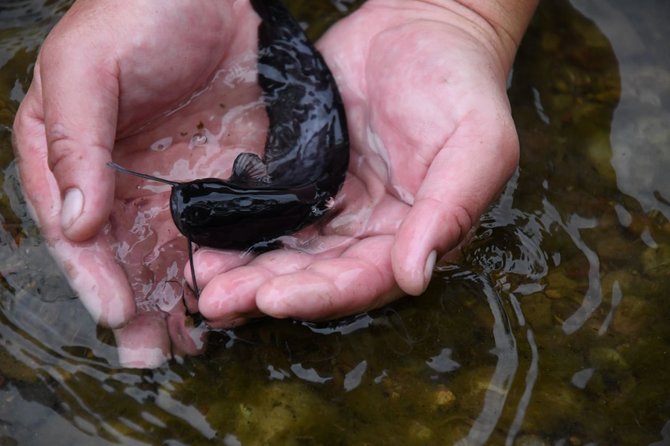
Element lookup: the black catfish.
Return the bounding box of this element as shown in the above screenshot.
[109,0,349,296]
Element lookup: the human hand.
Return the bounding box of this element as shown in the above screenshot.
[12,0,268,366]
[13,0,536,366]
[192,0,533,327]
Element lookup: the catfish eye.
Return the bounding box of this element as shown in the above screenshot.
[235,198,254,208]
[185,205,212,223]
[193,208,207,219]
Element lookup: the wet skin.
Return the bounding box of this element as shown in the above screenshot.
[14,0,525,366]
[113,0,349,252]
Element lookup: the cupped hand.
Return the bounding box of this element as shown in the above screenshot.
[13,0,525,367]
[194,0,521,327]
[12,0,267,366]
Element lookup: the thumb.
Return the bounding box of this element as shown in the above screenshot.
[392,198,471,296]
[391,112,519,295]
[39,38,119,242]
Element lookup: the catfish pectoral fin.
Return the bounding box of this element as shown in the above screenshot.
[230,152,271,185]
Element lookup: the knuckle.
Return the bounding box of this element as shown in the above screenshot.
[46,123,84,173]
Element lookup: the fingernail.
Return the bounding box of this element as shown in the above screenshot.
[61,187,83,230]
[423,250,437,287]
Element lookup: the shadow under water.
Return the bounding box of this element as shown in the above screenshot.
[1,0,670,445]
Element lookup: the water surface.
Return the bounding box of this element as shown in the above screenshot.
[1,0,669,444]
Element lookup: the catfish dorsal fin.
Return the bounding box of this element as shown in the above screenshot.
[230,152,271,184]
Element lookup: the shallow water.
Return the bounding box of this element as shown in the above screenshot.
[1,0,669,445]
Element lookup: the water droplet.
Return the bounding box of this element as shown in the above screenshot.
[150,136,173,152]
[191,133,207,146]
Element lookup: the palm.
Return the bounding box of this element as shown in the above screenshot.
[94,2,272,356]
[14,0,269,363]
[193,2,519,327]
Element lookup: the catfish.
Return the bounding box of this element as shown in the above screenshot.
[109,0,349,298]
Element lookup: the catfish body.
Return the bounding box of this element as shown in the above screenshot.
[170,179,328,250]
[168,0,349,250]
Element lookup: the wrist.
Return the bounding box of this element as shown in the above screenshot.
[451,0,538,70]
[364,0,538,75]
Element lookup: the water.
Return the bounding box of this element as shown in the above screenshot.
[1,0,669,444]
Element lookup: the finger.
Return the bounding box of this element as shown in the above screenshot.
[198,250,313,325]
[14,95,135,328]
[199,266,271,327]
[196,239,352,326]
[392,108,519,295]
[52,239,136,328]
[184,248,254,291]
[256,236,402,320]
[38,31,119,242]
[166,310,207,359]
[114,313,171,368]
[391,198,463,296]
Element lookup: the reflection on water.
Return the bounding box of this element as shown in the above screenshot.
[1,0,670,444]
